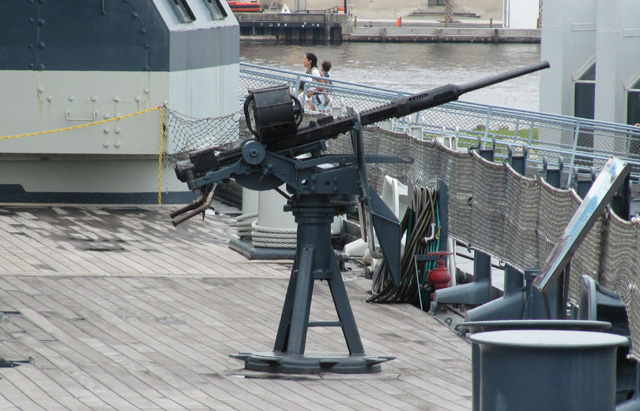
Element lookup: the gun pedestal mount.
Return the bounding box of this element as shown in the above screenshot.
[234,192,396,374]
[171,61,550,374]
[175,88,407,373]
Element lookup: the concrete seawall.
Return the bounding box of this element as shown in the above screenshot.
[237,13,540,43]
[343,27,539,43]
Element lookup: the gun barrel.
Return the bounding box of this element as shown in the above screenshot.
[359,61,549,127]
[457,60,550,96]
[180,61,550,179]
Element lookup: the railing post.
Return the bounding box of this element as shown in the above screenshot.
[569,119,581,175]
[293,74,302,97]
[483,106,492,148]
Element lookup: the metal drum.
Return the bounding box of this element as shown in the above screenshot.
[470,329,628,411]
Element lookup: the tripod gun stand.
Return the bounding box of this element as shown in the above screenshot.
[172,61,549,374]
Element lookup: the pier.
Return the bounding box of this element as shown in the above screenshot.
[343,26,539,43]
[237,12,349,43]
[237,12,540,44]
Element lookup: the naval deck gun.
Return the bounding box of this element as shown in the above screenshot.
[171,61,550,374]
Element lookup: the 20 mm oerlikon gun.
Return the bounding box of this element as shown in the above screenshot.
[171,61,550,374]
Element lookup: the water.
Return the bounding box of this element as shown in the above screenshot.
[240,42,542,111]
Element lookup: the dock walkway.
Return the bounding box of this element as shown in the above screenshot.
[0,203,472,410]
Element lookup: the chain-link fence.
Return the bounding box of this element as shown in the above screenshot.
[412,102,640,177]
[169,63,640,180]
[239,63,403,114]
[239,63,640,180]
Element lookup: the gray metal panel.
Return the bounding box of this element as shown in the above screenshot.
[0,0,170,71]
[169,26,239,72]
[540,0,597,117]
[0,0,238,72]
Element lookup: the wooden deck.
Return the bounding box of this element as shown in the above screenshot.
[0,204,472,410]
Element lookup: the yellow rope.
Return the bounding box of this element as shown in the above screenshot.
[0,106,166,204]
[158,108,164,205]
[0,106,162,140]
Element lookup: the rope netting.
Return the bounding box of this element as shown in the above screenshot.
[164,107,241,164]
[326,125,640,360]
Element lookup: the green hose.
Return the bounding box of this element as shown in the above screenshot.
[367,185,443,310]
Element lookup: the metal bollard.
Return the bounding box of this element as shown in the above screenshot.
[471,330,627,411]
[460,320,612,411]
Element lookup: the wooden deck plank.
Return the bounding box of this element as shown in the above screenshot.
[0,204,473,410]
[0,376,47,411]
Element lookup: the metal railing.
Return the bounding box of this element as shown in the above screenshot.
[240,62,640,182]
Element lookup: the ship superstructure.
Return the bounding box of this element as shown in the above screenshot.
[0,0,238,203]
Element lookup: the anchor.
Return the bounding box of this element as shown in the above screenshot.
[171,61,550,374]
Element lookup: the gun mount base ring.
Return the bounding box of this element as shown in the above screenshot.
[230,352,395,374]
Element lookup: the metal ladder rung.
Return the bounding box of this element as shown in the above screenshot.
[308,321,342,327]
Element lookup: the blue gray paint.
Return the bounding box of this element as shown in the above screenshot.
[0,185,195,204]
[0,0,239,204]
[170,28,238,72]
[0,0,238,72]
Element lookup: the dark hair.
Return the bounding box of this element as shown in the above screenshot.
[322,61,331,72]
[306,53,318,68]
